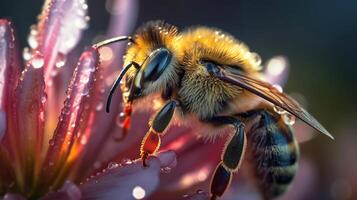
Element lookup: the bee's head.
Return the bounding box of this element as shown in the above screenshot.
[123,47,175,102]
[104,21,181,113]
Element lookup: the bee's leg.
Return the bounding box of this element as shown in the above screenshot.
[208,117,246,200]
[140,100,177,166]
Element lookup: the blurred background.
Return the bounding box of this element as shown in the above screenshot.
[1,0,357,199]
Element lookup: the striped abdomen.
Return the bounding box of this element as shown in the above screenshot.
[243,109,299,199]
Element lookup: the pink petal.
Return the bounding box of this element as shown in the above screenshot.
[43,47,99,188]
[33,0,89,82]
[40,181,82,200]
[0,19,22,188]
[9,52,47,190]
[160,132,225,191]
[32,0,90,146]
[80,151,176,200]
[0,19,21,145]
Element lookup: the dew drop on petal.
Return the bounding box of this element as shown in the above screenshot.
[55,53,66,68]
[107,162,119,169]
[99,88,106,94]
[282,113,296,126]
[122,158,132,165]
[23,47,31,61]
[95,102,103,111]
[132,186,146,200]
[161,166,172,174]
[41,94,47,103]
[115,113,125,128]
[80,74,90,84]
[80,135,88,145]
[50,69,59,77]
[273,105,286,115]
[30,53,44,69]
[27,34,38,49]
[196,189,204,194]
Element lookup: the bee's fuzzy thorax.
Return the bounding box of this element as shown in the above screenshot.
[178,27,263,73]
[177,27,265,119]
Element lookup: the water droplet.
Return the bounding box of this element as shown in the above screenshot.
[96,102,103,111]
[273,105,286,115]
[107,162,119,169]
[115,113,126,127]
[22,47,31,61]
[282,113,296,126]
[50,69,59,77]
[122,158,132,165]
[80,135,87,145]
[196,189,204,194]
[161,167,171,173]
[30,53,44,69]
[80,74,90,84]
[28,32,38,49]
[55,53,66,68]
[132,186,146,200]
[100,88,106,94]
[41,94,47,103]
[49,139,55,146]
[161,166,172,174]
[182,194,189,198]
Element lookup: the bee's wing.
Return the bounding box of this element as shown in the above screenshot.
[214,68,334,139]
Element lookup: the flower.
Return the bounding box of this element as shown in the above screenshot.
[0,0,177,199]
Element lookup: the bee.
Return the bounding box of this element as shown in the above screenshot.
[93,21,333,200]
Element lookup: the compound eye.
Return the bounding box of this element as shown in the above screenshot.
[202,60,221,75]
[143,48,172,82]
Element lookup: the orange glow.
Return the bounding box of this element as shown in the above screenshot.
[179,165,211,189]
